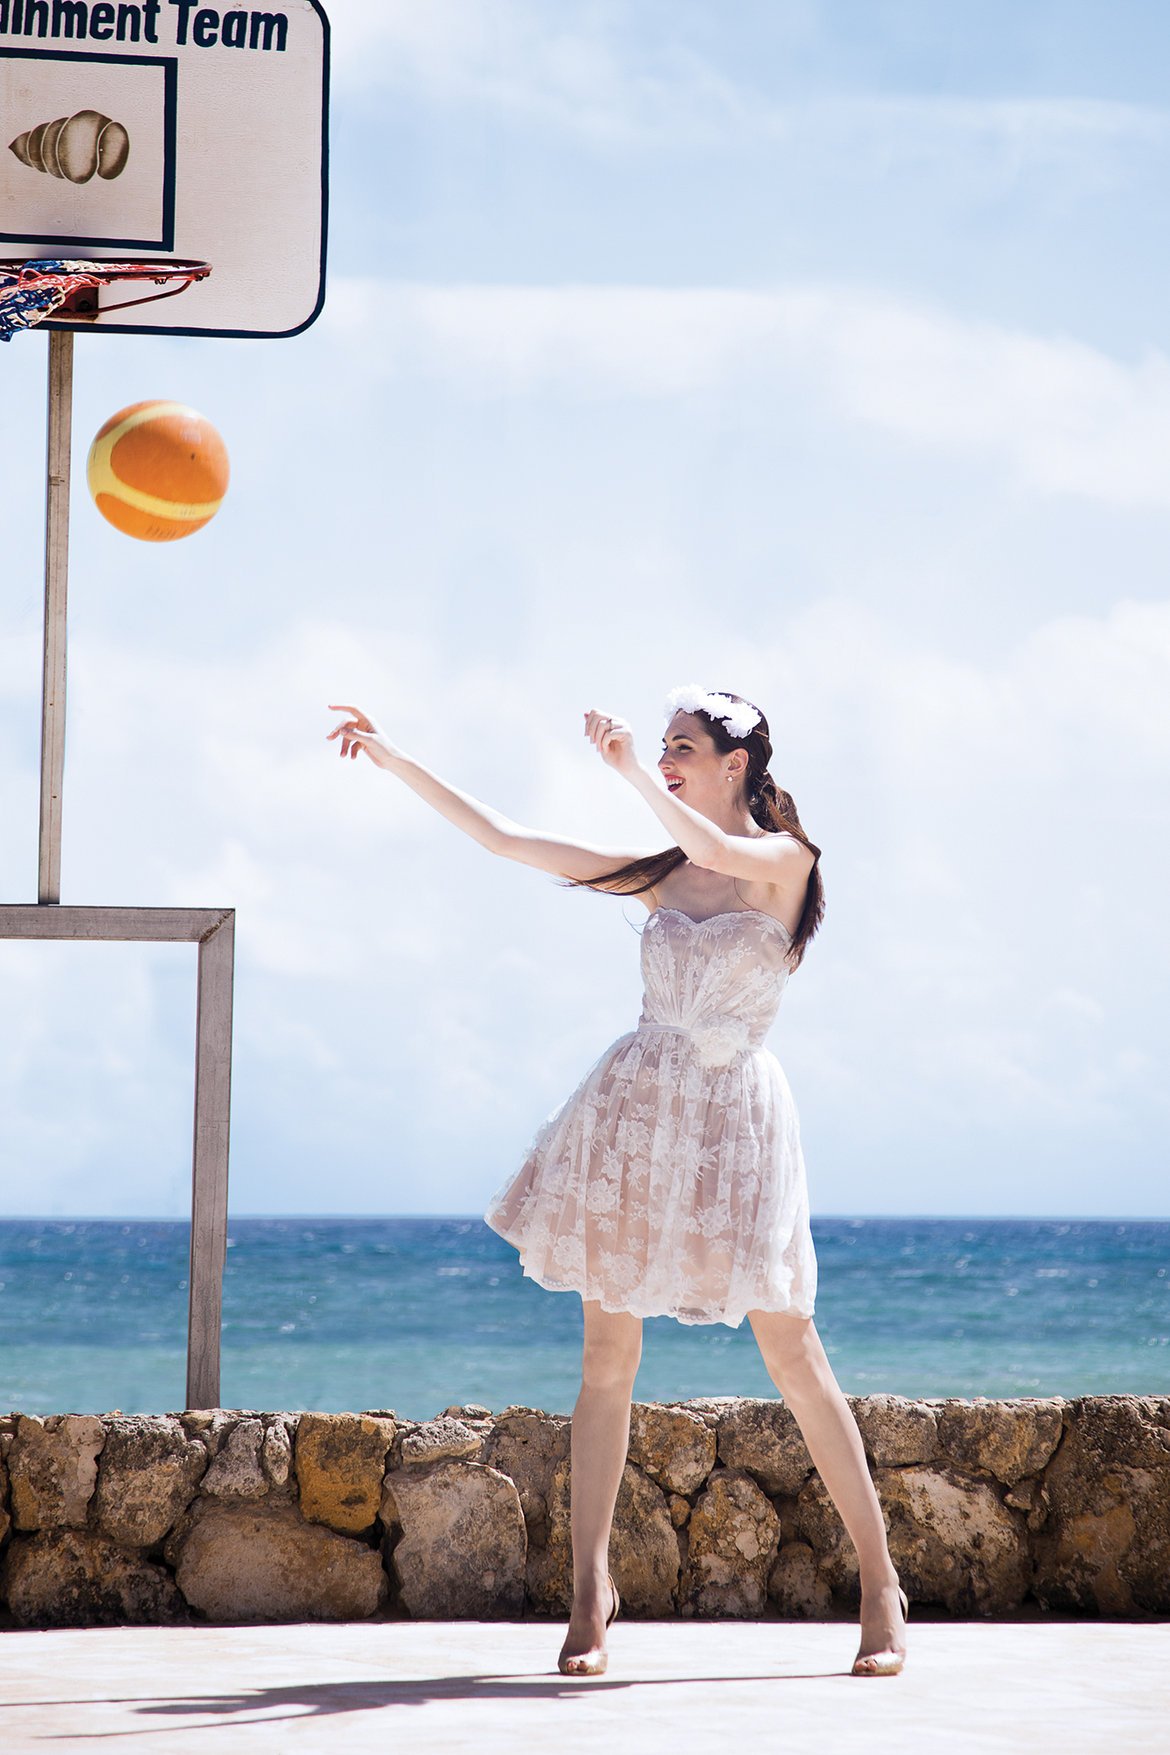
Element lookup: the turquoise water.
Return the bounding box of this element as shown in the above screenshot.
[1,1217,1166,1421]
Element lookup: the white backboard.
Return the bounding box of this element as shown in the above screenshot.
[1,0,328,337]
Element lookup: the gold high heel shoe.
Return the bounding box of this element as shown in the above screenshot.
[851,1584,909,1677]
[558,1573,620,1677]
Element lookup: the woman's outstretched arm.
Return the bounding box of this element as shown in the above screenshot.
[326,704,668,880]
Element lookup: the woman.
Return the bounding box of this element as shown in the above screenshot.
[326,683,909,1679]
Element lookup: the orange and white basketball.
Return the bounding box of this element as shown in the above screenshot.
[86,401,230,542]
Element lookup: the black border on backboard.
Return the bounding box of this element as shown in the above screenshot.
[0,46,178,252]
[1,1,330,340]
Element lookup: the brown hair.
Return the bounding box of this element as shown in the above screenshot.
[557,692,824,971]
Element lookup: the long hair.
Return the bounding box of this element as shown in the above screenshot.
[557,692,824,971]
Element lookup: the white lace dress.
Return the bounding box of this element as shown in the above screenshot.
[484,905,817,1326]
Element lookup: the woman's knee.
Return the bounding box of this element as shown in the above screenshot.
[580,1301,642,1390]
[748,1309,826,1393]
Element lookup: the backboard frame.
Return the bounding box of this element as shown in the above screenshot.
[0,2,330,340]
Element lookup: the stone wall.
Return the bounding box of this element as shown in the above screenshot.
[1,1394,1167,1628]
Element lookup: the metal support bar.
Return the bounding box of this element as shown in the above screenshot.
[17,317,240,1412]
[0,905,236,1409]
[39,330,73,905]
[0,905,231,942]
[189,911,235,1409]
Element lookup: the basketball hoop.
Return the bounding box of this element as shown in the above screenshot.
[2,6,328,1412]
[0,258,212,341]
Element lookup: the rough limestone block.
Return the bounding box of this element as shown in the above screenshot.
[200,1418,268,1500]
[1033,1395,1170,1615]
[0,1452,10,1548]
[522,1455,574,1612]
[168,1500,388,1622]
[177,1411,218,1443]
[480,1408,570,1551]
[716,1399,814,1497]
[883,1465,1031,1614]
[851,1394,941,1467]
[9,1415,105,1530]
[526,1443,681,1616]
[381,1460,526,1618]
[768,1539,833,1617]
[399,1417,484,1467]
[785,1471,854,1598]
[92,1417,208,1548]
[261,1417,294,1487]
[294,1413,397,1534]
[682,1467,781,1616]
[609,1462,682,1614]
[1003,1477,1052,1532]
[936,1397,1066,1485]
[792,1463,1030,1613]
[629,1403,716,1496]
[175,1409,263,1459]
[673,1397,741,1430]
[0,1528,187,1627]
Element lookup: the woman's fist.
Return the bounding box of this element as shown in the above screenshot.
[584,708,637,774]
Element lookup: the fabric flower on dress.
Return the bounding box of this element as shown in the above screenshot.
[585,1178,621,1215]
[552,1235,587,1276]
[689,1018,752,1068]
[663,683,761,740]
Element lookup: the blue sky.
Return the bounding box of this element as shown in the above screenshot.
[1,0,1167,1218]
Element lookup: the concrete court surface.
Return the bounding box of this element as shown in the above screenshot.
[0,1615,1166,1754]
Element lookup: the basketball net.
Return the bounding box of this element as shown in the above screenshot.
[0,259,212,341]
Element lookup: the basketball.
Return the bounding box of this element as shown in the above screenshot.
[86,401,230,542]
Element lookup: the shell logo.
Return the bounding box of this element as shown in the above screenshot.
[9,110,130,184]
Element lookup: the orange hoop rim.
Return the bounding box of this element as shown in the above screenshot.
[0,256,211,277]
[0,258,212,319]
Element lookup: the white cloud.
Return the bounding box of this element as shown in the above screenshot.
[0,939,195,1214]
[806,94,1169,146]
[6,578,1166,1213]
[327,0,1170,167]
[328,0,755,141]
[324,279,1170,509]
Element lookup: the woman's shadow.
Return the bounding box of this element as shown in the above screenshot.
[15,1665,848,1737]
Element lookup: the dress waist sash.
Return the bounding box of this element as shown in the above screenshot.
[634,1019,767,1064]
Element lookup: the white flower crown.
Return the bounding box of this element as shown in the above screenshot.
[663,683,761,740]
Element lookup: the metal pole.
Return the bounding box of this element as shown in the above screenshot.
[39,329,73,906]
[187,911,235,1408]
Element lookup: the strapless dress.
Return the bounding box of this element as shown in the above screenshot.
[484,905,817,1327]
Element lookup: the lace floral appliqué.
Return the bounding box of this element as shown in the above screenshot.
[484,906,817,1326]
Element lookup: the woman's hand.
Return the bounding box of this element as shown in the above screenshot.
[325,704,402,770]
[584,707,639,778]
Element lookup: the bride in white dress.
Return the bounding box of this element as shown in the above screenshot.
[327,684,909,1679]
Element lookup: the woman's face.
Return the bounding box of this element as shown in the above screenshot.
[658,711,732,804]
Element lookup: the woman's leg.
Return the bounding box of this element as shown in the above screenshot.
[559,1298,643,1666]
[748,1309,907,1670]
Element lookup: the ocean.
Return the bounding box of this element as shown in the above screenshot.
[1,1217,1167,1422]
